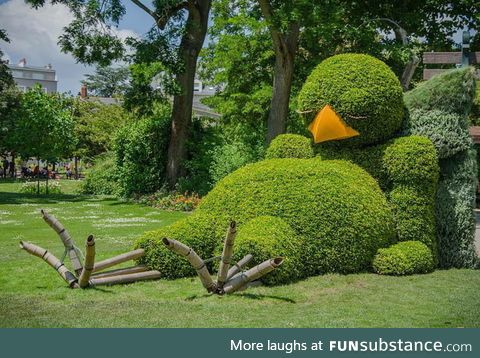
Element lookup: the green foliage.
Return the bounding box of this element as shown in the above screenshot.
[373,241,435,276]
[82,65,130,97]
[114,104,170,197]
[195,158,396,275]
[14,86,75,161]
[80,152,121,196]
[135,212,221,279]
[404,67,477,117]
[265,134,313,159]
[73,100,132,161]
[19,181,62,195]
[471,81,480,125]
[232,216,304,286]
[298,54,404,146]
[405,109,472,159]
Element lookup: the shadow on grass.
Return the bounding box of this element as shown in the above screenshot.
[185,292,296,303]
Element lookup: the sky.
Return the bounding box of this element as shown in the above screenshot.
[0,0,154,93]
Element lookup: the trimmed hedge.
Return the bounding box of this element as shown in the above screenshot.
[404,68,478,269]
[298,54,404,146]
[265,134,314,159]
[317,136,439,256]
[197,158,396,275]
[233,216,304,285]
[81,152,121,196]
[404,109,472,159]
[404,67,477,117]
[373,241,435,275]
[135,212,221,279]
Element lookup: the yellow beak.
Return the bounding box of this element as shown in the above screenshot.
[308,105,360,143]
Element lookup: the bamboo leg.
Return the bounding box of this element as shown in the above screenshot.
[223,257,283,294]
[93,249,145,273]
[89,270,161,287]
[226,254,253,281]
[162,238,217,293]
[78,235,95,288]
[19,241,79,288]
[216,221,237,288]
[91,265,148,279]
[41,209,83,275]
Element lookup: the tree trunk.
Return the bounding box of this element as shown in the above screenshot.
[37,158,40,195]
[166,0,212,188]
[392,25,418,91]
[46,162,49,195]
[258,0,300,144]
[74,156,78,180]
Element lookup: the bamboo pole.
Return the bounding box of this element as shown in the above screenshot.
[89,270,161,287]
[226,254,253,281]
[222,257,283,294]
[216,221,237,288]
[93,249,145,273]
[40,209,83,275]
[19,241,79,288]
[162,238,217,293]
[78,235,95,288]
[91,265,148,279]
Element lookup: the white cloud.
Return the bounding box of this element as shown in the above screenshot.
[0,0,138,93]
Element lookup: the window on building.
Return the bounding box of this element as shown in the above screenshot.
[32,73,46,80]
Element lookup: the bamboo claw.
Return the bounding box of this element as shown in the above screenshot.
[216,221,237,288]
[162,238,217,293]
[89,270,161,287]
[91,265,148,279]
[78,235,95,288]
[226,254,253,281]
[93,249,145,273]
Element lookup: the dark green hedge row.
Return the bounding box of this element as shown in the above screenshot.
[298,54,404,147]
[373,241,435,275]
[265,134,314,159]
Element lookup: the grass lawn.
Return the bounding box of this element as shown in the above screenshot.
[1,179,479,328]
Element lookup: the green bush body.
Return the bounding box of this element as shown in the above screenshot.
[404,67,477,117]
[265,134,314,159]
[318,136,439,257]
[196,158,396,275]
[135,158,396,277]
[81,152,121,195]
[114,106,171,197]
[232,216,304,285]
[404,68,478,268]
[373,241,435,275]
[298,54,404,147]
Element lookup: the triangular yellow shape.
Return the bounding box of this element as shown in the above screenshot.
[308,105,360,143]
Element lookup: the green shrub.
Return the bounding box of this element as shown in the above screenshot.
[298,54,404,146]
[265,134,313,159]
[196,158,396,275]
[404,67,476,117]
[232,216,304,285]
[114,105,170,196]
[404,109,472,159]
[81,152,120,195]
[470,80,480,125]
[134,212,221,279]
[373,241,435,275]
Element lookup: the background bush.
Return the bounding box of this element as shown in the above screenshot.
[265,134,314,159]
[19,181,62,195]
[297,54,404,146]
[404,68,478,268]
[373,241,435,275]
[232,216,304,285]
[81,152,120,195]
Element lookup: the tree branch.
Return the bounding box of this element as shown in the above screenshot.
[157,1,190,30]
[258,0,282,48]
[129,0,160,23]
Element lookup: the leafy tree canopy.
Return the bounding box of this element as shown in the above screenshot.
[82,66,130,97]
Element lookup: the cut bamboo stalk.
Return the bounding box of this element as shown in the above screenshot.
[93,249,145,273]
[223,257,283,294]
[19,241,79,288]
[162,238,217,293]
[89,270,161,286]
[78,235,95,288]
[216,221,237,288]
[41,209,83,275]
[226,254,253,281]
[91,265,148,279]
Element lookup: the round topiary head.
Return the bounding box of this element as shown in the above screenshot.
[298,54,404,147]
[265,134,314,159]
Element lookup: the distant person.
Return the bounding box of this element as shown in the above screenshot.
[8,161,14,178]
[2,159,8,178]
[66,167,72,180]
